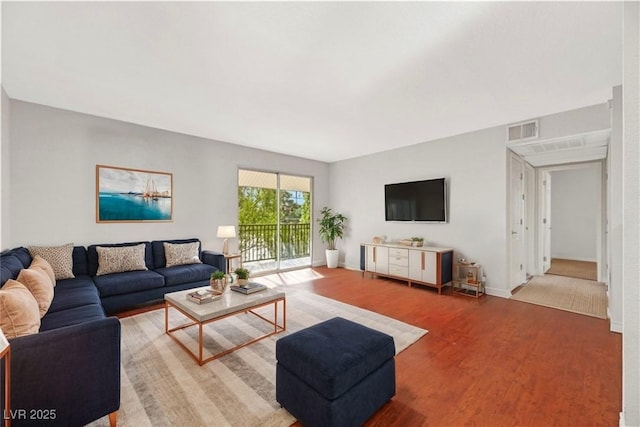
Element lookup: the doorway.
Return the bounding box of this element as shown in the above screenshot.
[509,159,608,318]
[238,169,312,275]
[538,162,604,281]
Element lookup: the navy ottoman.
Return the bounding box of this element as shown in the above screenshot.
[276,317,396,427]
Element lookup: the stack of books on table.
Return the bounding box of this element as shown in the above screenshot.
[187,289,221,304]
[230,282,267,294]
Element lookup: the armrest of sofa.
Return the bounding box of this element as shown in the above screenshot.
[202,250,226,273]
[3,317,121,426]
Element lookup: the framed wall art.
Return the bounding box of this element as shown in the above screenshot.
[96,165,173,223]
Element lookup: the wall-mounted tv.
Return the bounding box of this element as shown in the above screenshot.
[385,178,448,222]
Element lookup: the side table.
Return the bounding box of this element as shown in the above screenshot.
[452,263,485,298]
[223,253,242,275]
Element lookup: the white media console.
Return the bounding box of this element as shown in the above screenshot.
[360,243,454,294]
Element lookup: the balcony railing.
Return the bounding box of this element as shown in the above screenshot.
[239,223,311,263]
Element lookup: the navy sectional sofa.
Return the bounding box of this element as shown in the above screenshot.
[0,238,225,426]
[87,238,225,314]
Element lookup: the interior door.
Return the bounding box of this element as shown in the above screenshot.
[509,152,526,289]
[525,163,536,277]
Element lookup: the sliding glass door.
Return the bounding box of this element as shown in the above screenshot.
[238,169,312,274]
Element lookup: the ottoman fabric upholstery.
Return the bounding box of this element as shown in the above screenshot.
[276,317,396,427]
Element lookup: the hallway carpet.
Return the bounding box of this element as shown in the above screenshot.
[545,258,597,281]
[511,274,607,319]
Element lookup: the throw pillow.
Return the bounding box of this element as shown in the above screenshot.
[17,268,54,318]
[164,241,202,267]
[96,244,148,276]
[28,243,75,280]
[0,279,41,338]
[30,255,57,287]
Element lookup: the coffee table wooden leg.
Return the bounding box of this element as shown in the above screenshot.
[274,301,278,334]
[165,302,169,333]
[199,322,204,365]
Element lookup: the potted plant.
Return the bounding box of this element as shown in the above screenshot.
[411,237,424,247]
[317,207,347,268]
[210,271,227,293]
[234,267,250,286]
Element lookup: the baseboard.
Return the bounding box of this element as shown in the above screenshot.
[343,264,362,272]
[610,320,622,333]
[485,287,511,299]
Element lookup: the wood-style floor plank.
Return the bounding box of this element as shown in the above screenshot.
[117,267,622,426]
[287,267,621,427]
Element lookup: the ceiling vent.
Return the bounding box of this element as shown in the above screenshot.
[507,129,610,167]
[507,120,538,142]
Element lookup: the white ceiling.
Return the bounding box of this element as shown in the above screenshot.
[1,2,623,163]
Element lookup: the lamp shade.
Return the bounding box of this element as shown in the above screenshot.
[216,225,236,239]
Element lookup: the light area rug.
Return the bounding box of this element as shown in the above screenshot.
[511,275,607,319]
[87,288,427,427]
[545,258,597,281]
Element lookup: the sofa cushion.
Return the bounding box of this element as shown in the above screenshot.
[0,279,41,338]
[17,268,54,317]
[48,276,102,313]
[164,241,202,267]
[30,255,56,287]
[96,243,148,276]
[92,270,165,297]
[0,255,24,286]
[28,243,75,280]
[152,238,200,269]
[39,303,106,332]
[87,241,153,277]
[155,263,217,287]
[5,247,32,268]
[71,246,89,276]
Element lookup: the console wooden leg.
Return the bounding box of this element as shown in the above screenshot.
[108,411,117,427]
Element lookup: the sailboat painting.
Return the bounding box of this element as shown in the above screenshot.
[96,165,173,222]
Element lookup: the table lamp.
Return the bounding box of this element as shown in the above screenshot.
[217,225,236,254]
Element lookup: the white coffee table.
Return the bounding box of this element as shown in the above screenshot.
[165,286,286,365]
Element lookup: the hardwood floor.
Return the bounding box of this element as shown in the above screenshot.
[117,267,622,426]
[278,267,621,427]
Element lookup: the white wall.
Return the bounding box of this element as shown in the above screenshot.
[330,126,509,297]
[550,166,599,261]
[621,2,639,425]
[609,85,623,332]
[1,88,10,250]
[538,103,611,139]
[6,100,330,266]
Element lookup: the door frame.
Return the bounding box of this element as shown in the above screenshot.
[524,162,536,277]
[237,168,314,273]
[535,161,605,280]
[538,170,552,274]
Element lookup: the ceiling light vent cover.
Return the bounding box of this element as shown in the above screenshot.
[507,120,538,142]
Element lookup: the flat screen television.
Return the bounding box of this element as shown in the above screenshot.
[385,178,447,222]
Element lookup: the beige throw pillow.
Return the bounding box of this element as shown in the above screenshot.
[0,280,41,338]
[30,255,56,287]
[28,243,75,280]
[96,244,148,276]
[164,242,202,267]
[17,268,54,318]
